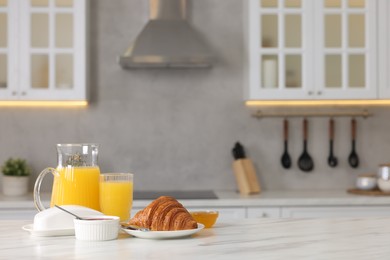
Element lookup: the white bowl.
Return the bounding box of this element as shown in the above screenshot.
[356,175,377,190]
[378,178,390,192]
[74,215,119,241]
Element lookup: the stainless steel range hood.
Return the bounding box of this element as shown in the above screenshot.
[118,0,214,69]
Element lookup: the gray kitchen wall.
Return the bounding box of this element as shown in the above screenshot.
[1,0,389,193]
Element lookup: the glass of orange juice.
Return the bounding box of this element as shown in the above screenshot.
[99,173,134,221]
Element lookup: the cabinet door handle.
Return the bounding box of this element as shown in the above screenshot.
[261,213,268,218]
[308,91,313,95]
[21,91,26,96]
[317,91,322,95]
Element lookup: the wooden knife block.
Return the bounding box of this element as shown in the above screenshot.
[232,159,261,195]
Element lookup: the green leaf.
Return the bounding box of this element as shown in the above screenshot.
[1,157,30,176]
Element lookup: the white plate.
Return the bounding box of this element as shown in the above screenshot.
[22,224,74,237]
[121,223,204,239]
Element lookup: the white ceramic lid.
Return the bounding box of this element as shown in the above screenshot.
[33,205,103,231]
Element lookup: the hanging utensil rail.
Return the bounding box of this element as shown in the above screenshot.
[252,109,372,119]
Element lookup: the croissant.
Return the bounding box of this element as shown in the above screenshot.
[128,196,198,231]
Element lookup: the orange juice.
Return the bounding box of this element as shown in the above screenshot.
[99,181,133,221]
[50,166,101,211]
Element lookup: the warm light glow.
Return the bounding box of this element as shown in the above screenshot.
[0,101,88,107]
[245,100,390,107]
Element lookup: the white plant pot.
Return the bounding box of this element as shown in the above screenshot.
[2,175,29,196]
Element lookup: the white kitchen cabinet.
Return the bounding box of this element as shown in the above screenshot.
[0,0,87,101]
[3,205,390,220]
[247,207,281,218]
[378,0,390,98]
[281,206,390,218]
[188,207,247,221]
[245,0,382,101]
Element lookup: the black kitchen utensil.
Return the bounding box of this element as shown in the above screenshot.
[298,118,314,172]
[327,118,338,167]
[348,118,359,168]
[281,119,292,169]
[232,142,246,160]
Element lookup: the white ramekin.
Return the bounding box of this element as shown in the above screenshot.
[74,215,120,241]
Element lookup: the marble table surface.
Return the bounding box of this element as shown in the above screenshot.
[2,218,390,259]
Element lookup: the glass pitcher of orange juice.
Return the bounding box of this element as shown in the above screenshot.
[34,144,101,211]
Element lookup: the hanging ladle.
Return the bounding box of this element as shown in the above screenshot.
[327,118,338,167]
[348,118,359,168]
[298,118,314,172]
[281,119,292,169]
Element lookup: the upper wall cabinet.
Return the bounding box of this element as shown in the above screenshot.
[0,0,86,101]
[245,0,387,101]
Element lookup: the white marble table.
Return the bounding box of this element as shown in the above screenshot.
[2,218,390,259]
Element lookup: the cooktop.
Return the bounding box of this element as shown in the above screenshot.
[133,190,218,200]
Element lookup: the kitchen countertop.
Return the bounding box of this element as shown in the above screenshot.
[2,218,390,259]
[2,190,390,209]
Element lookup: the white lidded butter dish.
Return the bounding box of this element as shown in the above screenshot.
[74,215,120,241]
[22,205,103,237]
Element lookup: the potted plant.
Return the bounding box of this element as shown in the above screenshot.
[1,157,31,196]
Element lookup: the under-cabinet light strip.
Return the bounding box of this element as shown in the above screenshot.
[246,100,390,107]
[252,110,372,119]
[0,101,88,107]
